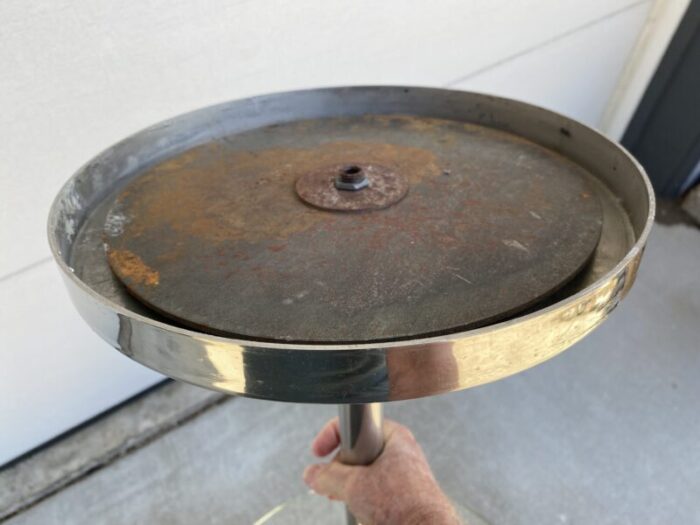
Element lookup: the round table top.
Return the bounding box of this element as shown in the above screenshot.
[104,114,602,343]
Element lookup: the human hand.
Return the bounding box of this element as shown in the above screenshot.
[303,418,461,525]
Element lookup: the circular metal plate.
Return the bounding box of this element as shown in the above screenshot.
[104,115,602,343]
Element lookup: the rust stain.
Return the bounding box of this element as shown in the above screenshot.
[111,134,443,245]
[107,249,160,286]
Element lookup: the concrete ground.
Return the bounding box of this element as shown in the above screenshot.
[3,218,699,525]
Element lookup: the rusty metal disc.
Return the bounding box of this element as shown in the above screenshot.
[104,115,603,343]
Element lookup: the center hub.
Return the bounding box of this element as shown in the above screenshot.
[335,165,370,191]
[296,162,409,212]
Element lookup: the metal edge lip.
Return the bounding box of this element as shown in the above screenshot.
[47,86,656,352]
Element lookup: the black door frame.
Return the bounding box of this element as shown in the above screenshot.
[622,0,700,197]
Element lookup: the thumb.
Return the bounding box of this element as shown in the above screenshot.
[303,461,356,500]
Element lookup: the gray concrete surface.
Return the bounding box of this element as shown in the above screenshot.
[683,184,700,225]
[0,382,226,520]
[5,222,700,525]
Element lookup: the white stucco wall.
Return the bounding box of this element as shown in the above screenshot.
[0,0,662,465]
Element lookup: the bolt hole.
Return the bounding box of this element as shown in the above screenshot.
[343,165,362,175]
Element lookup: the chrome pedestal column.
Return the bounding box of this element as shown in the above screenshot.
[338,404,384,525]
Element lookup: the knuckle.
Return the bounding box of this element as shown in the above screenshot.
[396,425,416,442]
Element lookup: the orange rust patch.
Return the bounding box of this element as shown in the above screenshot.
[107,249,160,286]
[111,135,443,245]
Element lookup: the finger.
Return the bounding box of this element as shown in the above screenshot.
[313,418,403,458]
[311,417,341,457]
[382,418,401,436]
[303,461,355,500]
[376,418,407,443]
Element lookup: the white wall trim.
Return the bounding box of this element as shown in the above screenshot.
[600,0,691,140]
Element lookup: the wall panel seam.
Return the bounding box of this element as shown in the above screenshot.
[443,0,651,88]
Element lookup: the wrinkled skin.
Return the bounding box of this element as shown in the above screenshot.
[303,418,462,525]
